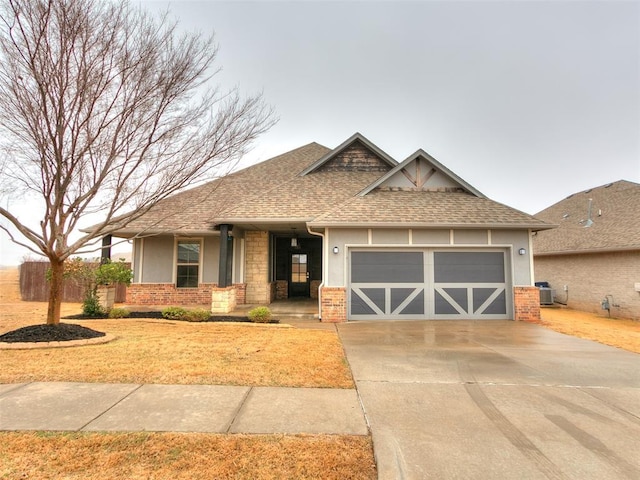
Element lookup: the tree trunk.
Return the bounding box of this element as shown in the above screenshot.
[47,259,64,325]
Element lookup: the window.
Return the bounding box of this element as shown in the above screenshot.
[176,240,200,288]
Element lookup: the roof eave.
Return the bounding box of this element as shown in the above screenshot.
[308,221,556,230]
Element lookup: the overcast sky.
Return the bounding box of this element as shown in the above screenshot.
[1,0,638,265]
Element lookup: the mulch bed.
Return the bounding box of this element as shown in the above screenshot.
[0,324,106,343]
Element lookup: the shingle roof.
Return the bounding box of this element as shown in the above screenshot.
[107,135,553,236]
[533,180,640,255]
[309,190,550,228]
[112,142,332,234]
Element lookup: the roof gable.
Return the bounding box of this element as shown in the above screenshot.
[358,149,485,197]
[299,132,396,175]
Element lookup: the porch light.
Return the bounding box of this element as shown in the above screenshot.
[518,248,526,256]
[291,237,298,247]
[332,246,339,254]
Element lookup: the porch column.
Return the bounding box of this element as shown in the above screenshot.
[245,231,272,304]
[218,224,232,288]
[101,235,112,264]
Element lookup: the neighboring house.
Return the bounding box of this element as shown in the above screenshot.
[107,133,553,322]
[533,180,640,320]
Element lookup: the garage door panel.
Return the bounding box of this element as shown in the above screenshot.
[350,290,379,315]
[479,289,507,315]
[434,252,505,283]
[391,288,424,315]
[351,252,424,283]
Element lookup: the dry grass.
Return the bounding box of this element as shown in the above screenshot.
[0,316,353,387]
[539,307,640,354]
[0,268,353,387]
[0,432,376,479]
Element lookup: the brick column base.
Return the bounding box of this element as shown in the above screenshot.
[514,286,541,322]
[320,287,347,323]
[211,286,237,314]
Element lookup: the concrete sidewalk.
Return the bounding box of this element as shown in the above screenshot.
[0,382,368,435]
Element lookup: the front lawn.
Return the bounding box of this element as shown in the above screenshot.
[0,313,353,388]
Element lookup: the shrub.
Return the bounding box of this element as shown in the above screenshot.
[95,259,132,286]
[108,307,130,319]
[162,306,188,320]
[247,306,272,323]
[82,290,104,317]
[161,306,210,322]
[184,308,211,322]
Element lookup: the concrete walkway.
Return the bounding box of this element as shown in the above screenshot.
[0,382,367,435]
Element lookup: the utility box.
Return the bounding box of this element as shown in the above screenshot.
[539,287,554,305]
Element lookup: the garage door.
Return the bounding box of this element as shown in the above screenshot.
[348,250,509,320]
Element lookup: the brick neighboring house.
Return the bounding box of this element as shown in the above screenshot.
[533,180,640,320]
[104,133,553,322]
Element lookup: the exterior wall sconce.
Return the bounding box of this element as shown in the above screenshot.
[291,237,298,248]
[332,246,339,254]
[518,248,526,256]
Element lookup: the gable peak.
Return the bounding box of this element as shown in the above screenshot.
[299,132,397,176]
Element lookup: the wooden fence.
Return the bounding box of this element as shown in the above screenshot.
[20,261,128,303]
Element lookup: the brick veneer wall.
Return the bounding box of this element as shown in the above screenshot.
[320,287,347,323]
[513,286,541,322]
[234,283,246,305]
[127,284,216,305]
[310,280,321,300]
[276,280,288,300]
[535,251,640,320]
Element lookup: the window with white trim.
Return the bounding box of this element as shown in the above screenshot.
[176,240,200,288]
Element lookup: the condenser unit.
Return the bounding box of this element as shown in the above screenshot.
[539,287,554,305]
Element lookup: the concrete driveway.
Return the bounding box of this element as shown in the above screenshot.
[337,320,640,480]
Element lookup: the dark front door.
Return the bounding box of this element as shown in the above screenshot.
[289,252,310,297]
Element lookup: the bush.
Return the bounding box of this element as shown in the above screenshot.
[108,307,130,319]
[184,308,211,322]
[95,259,132,286]
[162,306,188,320]
[82,290,104,317]
[247,306,272,323]
[161,306,210,322]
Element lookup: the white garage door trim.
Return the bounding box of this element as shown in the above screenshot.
[348,248,511,320]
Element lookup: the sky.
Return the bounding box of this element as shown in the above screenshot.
[1,0,639,265]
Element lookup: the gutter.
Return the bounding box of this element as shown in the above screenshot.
[308,221,557,231]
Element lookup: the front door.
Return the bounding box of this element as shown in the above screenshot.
[289,252,310,297]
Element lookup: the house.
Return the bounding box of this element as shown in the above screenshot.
[109,133,553,322]
[533,180,640,320]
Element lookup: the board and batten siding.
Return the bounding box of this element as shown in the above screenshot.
[133,235,222,284]
[325,228,532,287]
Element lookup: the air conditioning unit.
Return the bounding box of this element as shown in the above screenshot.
[539,287,554,305]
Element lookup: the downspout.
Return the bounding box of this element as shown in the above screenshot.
[307,225,325,320]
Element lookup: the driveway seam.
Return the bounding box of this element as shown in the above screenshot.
[225,386,253,433]
[0,382,31,398]
[79,384,143,432]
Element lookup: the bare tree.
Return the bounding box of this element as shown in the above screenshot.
[0,0,275,324]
